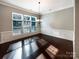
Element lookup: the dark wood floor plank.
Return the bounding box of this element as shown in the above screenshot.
[0,34,73,59]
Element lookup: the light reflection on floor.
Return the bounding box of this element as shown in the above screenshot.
[3,37,39,59]
[36,54,46,59]
[3,48,22,59]
[1,35,73,59]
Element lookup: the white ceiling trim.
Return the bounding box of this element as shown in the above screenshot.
[0,0,74,15]
[0,1,39,15]
[41,5,73,15]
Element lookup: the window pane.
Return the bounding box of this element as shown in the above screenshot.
[23,27,31,33]
[24,16,30,21]
[13,21,22,27]
[13,14,22,20]
[12,13,23,35]
[12,12,38,35]
[31,22,36,27]
[31,17,35,21]
[13,28,22,35]
[31,17,36,32]
[31,26,36,32]
[24,21,30,26]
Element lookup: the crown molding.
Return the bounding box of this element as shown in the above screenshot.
[0,1,39,15]
[42,5,74,15]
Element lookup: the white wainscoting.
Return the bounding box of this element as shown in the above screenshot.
[0,31,13,44]
[0,31,40,44]
[41,27,74,41]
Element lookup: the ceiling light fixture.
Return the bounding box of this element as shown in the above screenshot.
[36,1,41,32]
[38,1,41,20]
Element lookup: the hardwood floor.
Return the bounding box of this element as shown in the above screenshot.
[39,34,73,59]
[0,34,73,59]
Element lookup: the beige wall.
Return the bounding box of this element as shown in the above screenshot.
[75,0,79,58]
[0,4,39,32]
[41,7,74,40]
[0,4,39,43]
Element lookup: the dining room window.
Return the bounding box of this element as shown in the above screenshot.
[12,12,38,35]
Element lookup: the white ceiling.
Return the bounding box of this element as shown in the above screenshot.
[0,0,74,14]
